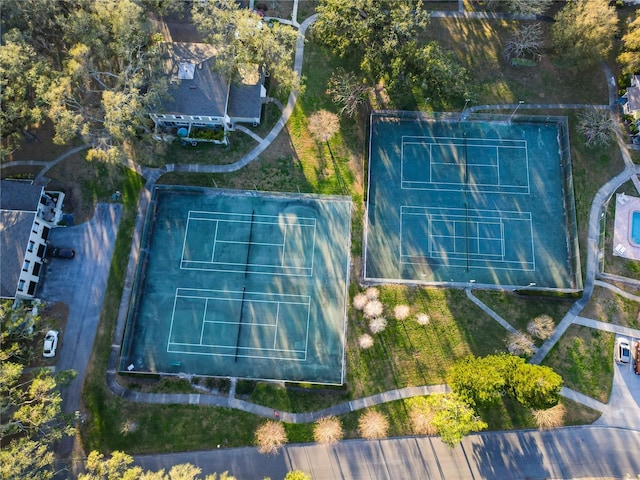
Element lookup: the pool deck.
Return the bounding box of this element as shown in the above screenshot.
[613,193,640,260]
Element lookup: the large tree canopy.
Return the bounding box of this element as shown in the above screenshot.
[313,0,470,104]
[191,0,300,94]
[618,15,640,75]
[0,0,166,160]
[551,0,618,70]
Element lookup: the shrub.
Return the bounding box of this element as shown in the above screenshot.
[393,304,410,320]
[369,316,388,334]
[407,397,438,435]
[531,403,566,429]
[255,420,288,455]
[365,287,379,300]
[358,410,389,440]
[352,293,368,311]
[313,416,343,444]
[358,333,374,349]
[363,300,383,319]
[507,333,535,356]
[416,313,430,325]
[527,315,554,340]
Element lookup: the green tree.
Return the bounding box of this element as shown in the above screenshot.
[0,31,51,156]
[418,394,487,448]
[618,15,640,75]
[506,363,563,410]
[283,472,311,480]
[0,300,43,362]
[313,0,469,105]
[551,0,618,69]
[447,355,506,406]
[0,437,56,480]
[1,0,166,161]
[192,0,300,94]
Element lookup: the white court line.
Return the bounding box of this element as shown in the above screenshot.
[166,288,181,354]
[215,239,285,247]
[281,225,287,267]
[210,221,219,263]
[273,303,280,350]
[200,298,208,345]
[179,216,192,271]
[179,263,313,277]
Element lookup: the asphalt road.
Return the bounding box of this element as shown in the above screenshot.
[38,203,122,456]
[134,426,640,479]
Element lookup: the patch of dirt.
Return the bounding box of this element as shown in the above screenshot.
[2,121,72,163]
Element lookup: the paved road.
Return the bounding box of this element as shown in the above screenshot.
[134,426,640,479]
[38,203,122,457]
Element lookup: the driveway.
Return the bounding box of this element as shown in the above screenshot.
[596,335,640,427]
[38,202,122,455]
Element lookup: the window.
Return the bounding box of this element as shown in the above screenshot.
[42,226,50,240]
[32,262,41,277]
[18,280,25,291]
[27,281,36,295]
[37,244,45,257]
[22,260,30,272]
[28,241,35,252]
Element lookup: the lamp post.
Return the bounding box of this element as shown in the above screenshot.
[510,100,524,123]
[460,98,470,120]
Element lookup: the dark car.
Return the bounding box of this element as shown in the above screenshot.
[49,246,75,259]
[635,342,640,375]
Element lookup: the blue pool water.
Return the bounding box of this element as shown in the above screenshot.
[632,211,640,245]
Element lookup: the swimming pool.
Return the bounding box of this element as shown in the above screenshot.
[631,211,640,245]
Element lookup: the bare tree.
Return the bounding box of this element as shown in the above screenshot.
[358,410,389,440]
[408,398,438,435]
[577,107,615,147]
[504,24,543,63]
[416,313,431,326]
[326,68,371,118]
[307,109,340,145]
[255,420,288,455]
[358,333,374,349]
[484,0,552,15]
[313,416,343,444]
[365,287,379,301]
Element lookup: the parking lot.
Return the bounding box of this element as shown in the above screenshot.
[38,203,122,429]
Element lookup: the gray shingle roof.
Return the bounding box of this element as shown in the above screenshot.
[1,180,43,211]
[0,210,33,298]
[627,86,640,113]
[161,43,229,118]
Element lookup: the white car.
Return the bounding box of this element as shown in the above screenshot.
[615,338,631,364]
[43,330,59,358]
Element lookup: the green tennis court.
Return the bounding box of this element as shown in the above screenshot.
[364,112,581,290]
[119,187,352,384]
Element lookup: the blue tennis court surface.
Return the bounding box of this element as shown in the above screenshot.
[119,187,352,384]
[364,112,581,290]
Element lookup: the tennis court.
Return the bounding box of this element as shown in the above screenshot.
[364,112,581,290]
[119,187,352,384]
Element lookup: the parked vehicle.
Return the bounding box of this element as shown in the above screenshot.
[635,342,640,375]
[615,338,631,364]
[43,330,59,358]
[48,246,75,259]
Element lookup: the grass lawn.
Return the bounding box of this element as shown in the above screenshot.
[472,290,574,346]
[581,286,640,329]
[542,325,615,403]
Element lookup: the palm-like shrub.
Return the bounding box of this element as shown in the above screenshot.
[416,313,430,325]
[369,316,388,334]
[255,420,288,455]
[363,300,383,319]
[358,333,374,349]
[352,293,368,310]
[532,403,566,429]
[393,304,410,320]
[313,416,343,444]
[527,315,554,340]
[507,333,535,356]
[365,287,379,300]
[358,410,389,440]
